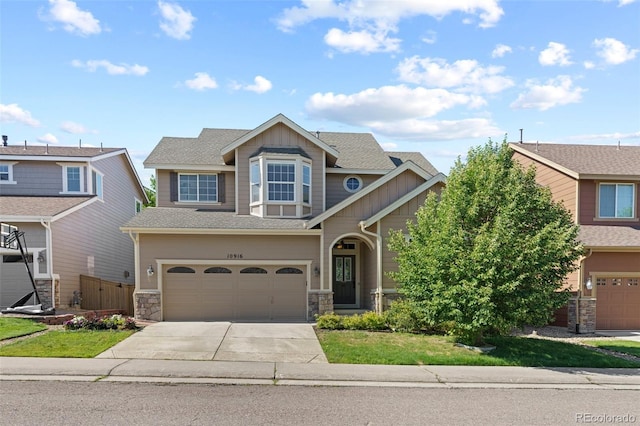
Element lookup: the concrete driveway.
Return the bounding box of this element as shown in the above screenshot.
[97,322,328,363]
[596,330,640,342]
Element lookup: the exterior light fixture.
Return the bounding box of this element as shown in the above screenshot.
[147,265,154,277]
[585,276,592,290]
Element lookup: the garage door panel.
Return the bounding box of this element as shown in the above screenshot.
[596,277,640,330]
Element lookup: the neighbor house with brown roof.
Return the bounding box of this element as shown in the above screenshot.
[122,114,445,321]
[510,142,640,331]
[0,143,148,310]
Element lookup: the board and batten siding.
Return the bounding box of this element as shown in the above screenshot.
[236,123,325,216]
[0,161,66,196]
[138,233,321,291]
[156,169,236,210]
[325,174,380,209]
[50,154,142,307]
[511,151,578,221]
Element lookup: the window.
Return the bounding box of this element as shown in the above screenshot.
[167,266,195,273]
[59,164,85,193]
[302,164,311,204]
[67,167,81,192]
[0,162,17,184]
[92,170,103,200]
[276,267,303,274]
[179,173,217,202]
[267,162,295,201]
[135,198,142,214]
[204,267,232,274]
[599,183,635,218]
[250,161,261,203]
[344,175,362,193]
[240,267,267,274]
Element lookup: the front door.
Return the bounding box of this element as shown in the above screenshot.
[333,255,355,305]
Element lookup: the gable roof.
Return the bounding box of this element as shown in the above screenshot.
[387,151,439,176]
[510,142,640,179]
[0,145,123,160]
[306,160,440,229]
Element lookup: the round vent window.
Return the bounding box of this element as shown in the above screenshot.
[344,175,363,193]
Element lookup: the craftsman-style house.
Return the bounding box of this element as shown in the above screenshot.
[122,114,445,321]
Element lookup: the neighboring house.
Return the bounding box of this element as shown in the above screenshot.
[0,143,148,310]
[510,142,640,331]
[122,113,446,321]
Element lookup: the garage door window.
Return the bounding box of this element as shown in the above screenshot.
[167,266,195,273]
[240,267,267,274]
[204,267,232,274]
[276,267,303,274]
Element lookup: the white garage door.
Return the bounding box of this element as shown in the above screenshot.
[163,265,307,321]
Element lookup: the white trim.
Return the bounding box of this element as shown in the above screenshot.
[0,161,18,184]
[220,113,340,158]
[597,182,636,219]
[307,161,442,229]
[120,227,321,236]
[0,246,48,279]
[1,149,126,163]
[91,167,104,201]
[58,162,87,194]
[177,172,219,203]
[361,174,446,227]
[134,197,143,215]
[326,168,388,175]
[145,164,235,172]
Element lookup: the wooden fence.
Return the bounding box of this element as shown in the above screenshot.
[80,275,134,316]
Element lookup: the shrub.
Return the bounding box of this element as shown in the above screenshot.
[315,312,344,330]
[383,300,425,333]
[64,314,138,331]
[316,311,388,331]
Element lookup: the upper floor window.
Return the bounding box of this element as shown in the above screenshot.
[135,198,142,214]
[250,161,261,203]
[344,175,363,193]
[179,173,217,202]
[267,162,295,201]
[92,169,103,200]
[59,164,86,193]
[599,183,635,218]
[303,164,311,204]
[0,162,17,184]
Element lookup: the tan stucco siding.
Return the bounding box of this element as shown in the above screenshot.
[512,151,577,221]
[579,180,640,226]
[138,233,321,290]
[325,173,381,209]
[156,169,236,210]
[51,154,141,307]
[236,123,325,216]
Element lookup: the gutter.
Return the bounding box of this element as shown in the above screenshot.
[359,220,383,314]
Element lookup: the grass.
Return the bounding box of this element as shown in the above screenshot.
[0,317,48,340]
[316,330,640,368]
[0,330,134,358]
[585,340,640,358]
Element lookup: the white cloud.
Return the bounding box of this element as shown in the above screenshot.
[276,1,503,54]
[42,0,101,36]
[71,59,149,76]
[539,42,572,66]
[566,131,640,141]
[306,85,484,124]
[231,76,273,94]
[158,1,196,40]
[379,141,398,150]
[396,56,514,94]
[184,72,218,91]
[324,28,401,54]
[510,75,586,111]
[368,118,502,141]
[37,133,59,144]
[0,103,41,127]
[593,37,638,65]
[617,0,636,6]
[421,30,437,45]
[583,61,595,69]
[491,44,512,58]
[60,121,91,134]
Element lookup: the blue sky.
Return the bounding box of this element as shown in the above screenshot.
[1,0,639,185]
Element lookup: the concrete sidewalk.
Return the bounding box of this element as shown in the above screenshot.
[1,357,639,389]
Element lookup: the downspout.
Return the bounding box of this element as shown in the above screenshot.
[576,248,593,333]
[40,219,54,308]
[359,221,383,314]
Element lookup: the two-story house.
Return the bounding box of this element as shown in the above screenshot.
[122,113,445,322]
[510,142,640,331]
[0,142,148,310]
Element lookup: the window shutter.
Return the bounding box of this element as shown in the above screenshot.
[170,172,178,202]
[218,173,225,203]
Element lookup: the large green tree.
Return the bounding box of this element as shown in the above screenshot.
[388,140,582,345]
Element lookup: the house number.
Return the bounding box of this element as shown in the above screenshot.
[226,253,244,259]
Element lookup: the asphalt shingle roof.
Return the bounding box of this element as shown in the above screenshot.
[387,151,439,176]
[0,196,94,217]
[122,207,308,230]
[511,143,640,176]
[0,145,122,158]
[578,225,640,248]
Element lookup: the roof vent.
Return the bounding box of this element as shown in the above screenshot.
[79,138,82,148]
[316,131,320,138]
[519,129,523,144]
[24,140,27,150]
[1,135,7,147]
[617,140,620,150]
[535,140,539,152]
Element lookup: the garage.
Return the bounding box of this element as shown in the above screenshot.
[162,264,307,321]
[596,276,640,329]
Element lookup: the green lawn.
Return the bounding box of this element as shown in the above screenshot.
[0,330,134,358]
[585,340,640,358]
[0,317,48,340]
[316,330,640,368]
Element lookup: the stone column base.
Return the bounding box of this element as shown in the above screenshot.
[34,279,53,308]
[370,290,402,314]
[568,297,596,334]
[308,291,333,319]
[134,290,161,321]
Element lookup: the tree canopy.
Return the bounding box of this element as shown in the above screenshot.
[388,140,582,345]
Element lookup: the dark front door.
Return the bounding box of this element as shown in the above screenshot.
[333,255,355,305]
